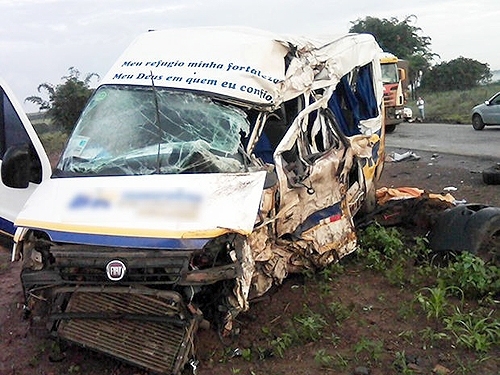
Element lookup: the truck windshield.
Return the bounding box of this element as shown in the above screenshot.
[55,85,251,176]
[380,63,399,84]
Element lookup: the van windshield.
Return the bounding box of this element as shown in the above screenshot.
[55,85,251,176]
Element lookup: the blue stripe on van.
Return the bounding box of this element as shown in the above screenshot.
[294,202,343,236]
[44,229,210,250]
[0,217,15,237]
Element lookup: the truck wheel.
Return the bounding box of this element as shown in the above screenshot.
[476,221,500,265]
[482,164,500,185]
[385,124,396,133]
[472,114,485,130]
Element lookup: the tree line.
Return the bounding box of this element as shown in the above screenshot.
[349,16,492,96]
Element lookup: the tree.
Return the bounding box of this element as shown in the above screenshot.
[349,16,434,60]
[420,57,492,91]
[349,16,436,97]
[25,67,99,133]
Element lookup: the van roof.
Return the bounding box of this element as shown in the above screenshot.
[101,27,382,107]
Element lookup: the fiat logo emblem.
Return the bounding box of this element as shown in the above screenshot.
[106,260,127,281]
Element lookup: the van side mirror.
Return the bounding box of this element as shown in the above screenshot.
[1,144,32,188]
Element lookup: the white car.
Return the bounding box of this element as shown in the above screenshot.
[471,91,500,130]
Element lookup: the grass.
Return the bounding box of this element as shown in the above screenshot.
[277,224,497,360]
[409,82,500,124]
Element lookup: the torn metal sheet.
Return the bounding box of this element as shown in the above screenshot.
[387,150,421,162]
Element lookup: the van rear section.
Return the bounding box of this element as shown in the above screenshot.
[7,27,384,374]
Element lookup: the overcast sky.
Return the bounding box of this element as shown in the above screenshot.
[1,0,499,112]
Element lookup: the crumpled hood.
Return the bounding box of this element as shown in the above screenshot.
[15,172,267,241]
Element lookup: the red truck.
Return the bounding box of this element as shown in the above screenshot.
[380,52,408,132]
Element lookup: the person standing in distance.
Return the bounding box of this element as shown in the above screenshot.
[416,96,425,122]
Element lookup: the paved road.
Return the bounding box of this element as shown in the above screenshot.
[385,122,500,159]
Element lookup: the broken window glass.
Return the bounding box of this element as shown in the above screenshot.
[55,85,252,176]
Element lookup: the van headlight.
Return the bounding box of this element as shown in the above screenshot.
[20,231,53,271]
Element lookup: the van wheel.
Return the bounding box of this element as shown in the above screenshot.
[482,164,500,185]
[472,114,485,130]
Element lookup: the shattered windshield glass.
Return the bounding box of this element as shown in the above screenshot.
[55,85,251,176]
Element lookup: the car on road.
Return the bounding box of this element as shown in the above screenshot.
[471,91,500,130]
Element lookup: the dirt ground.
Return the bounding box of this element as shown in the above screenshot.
[0,148,498,375]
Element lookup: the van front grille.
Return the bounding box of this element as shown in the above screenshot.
[56,289,198,375]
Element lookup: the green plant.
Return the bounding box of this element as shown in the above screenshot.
[318,281,332,297]
[26,67,99,132]
[419,327,449,349]
[293,306,327,342]
[397,330,415,343]
[444,308,500,352]
[319,262,344,281]
[357,223,406,271]
[261,326,271,336]
[28,339,55,367]
[329,333,341,347]
[326,301,351,324]
[392,351,415,375]
[334,353,350,370]
[314,348,334,368]
[397,300,416,320]
[270,333,293,358]
[385,260,406,286]
[414,236,432,257]
[441,252,499,298]
[415,284,462,321]
[451,353,494,375]
[240,348,252,362]
[353,337,384,364]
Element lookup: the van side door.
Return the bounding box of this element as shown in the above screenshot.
[0,78,51,237]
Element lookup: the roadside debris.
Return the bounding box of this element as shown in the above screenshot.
[387,151,421,162]
[362,187,500,265]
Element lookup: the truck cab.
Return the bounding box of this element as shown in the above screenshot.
[380,52,407,132]
[1,27,384,374]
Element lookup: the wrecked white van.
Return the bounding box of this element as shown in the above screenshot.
[1,27,384,374]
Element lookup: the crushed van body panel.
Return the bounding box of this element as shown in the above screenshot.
[10,27,384,374]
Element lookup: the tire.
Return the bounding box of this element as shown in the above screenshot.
[472,114,485,130]
[385,124,396,133]
[476,220,500,265]
[482,164,500,185]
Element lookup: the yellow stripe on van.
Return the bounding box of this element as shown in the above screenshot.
[15,219,250,239]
